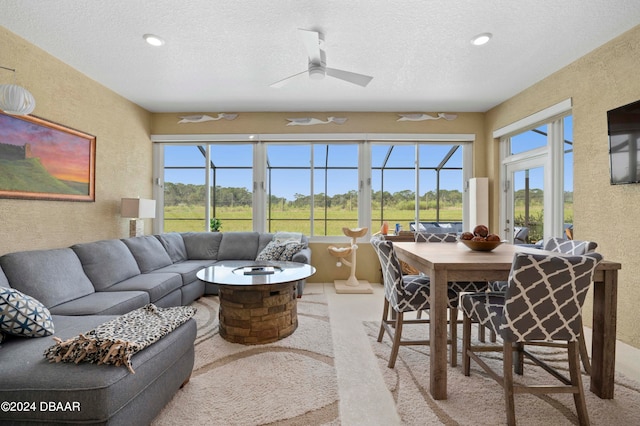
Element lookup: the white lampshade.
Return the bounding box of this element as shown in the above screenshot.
[0,84,36,115]
[121,198,156,219]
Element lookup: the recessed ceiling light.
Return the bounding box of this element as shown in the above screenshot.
[143,34,165,47]
[470,32,492,46]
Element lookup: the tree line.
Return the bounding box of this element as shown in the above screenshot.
[163,182,464,210]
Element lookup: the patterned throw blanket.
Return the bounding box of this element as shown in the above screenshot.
[43,304,196,373]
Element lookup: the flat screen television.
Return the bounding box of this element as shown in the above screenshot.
[607,99,640,185]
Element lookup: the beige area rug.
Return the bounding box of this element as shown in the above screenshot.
[363,320,640,425]
[152,293,339,426]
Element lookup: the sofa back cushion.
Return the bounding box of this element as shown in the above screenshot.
[181,232,223,259]
[72,240,141,290]
[218,232,260,260]
[155,233,188,263]
[0,248,95,308]
[121,236,173,273]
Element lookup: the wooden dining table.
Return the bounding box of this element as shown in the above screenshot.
[392,241,622,401]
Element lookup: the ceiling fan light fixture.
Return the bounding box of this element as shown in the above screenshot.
[470,32,492,46]
[143,34,165,47]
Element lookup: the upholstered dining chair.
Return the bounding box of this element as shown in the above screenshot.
[489,237,598,374]
[461,251,602,426]
[370,235,458,368]
[413,232,491,365]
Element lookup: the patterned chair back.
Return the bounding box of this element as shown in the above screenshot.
[501,252,602,342]
[543,237,597,255]
[414,232,458,243]
[370,235,415,311]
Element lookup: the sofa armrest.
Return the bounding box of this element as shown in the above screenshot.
[292,247,311,264]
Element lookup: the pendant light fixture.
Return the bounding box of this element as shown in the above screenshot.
[0,66,36,115]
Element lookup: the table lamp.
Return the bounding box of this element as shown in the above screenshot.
[121,198,156,237]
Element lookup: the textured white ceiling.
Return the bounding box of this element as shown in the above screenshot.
[1,0,639,113]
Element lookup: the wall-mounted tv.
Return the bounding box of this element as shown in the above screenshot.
[608,99,640,185]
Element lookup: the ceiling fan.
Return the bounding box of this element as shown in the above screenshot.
[270,29,373,88]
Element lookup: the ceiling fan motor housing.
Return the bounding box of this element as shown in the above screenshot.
[308,64,326,80]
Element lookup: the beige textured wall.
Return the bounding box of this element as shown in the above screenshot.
[0,28,153,255]
[485,25,640,349]
[152,111,485,136]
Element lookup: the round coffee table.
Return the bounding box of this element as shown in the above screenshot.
[196,260,316,344]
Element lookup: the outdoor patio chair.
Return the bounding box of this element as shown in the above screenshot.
[461,251,602,426]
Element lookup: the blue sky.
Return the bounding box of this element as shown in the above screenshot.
[163,117,573,200]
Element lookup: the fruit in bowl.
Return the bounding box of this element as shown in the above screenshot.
[459,225,503,252]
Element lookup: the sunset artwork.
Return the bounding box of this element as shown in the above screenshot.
[0,112,95,201]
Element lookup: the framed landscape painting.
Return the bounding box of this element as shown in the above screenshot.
[0,112,96,201]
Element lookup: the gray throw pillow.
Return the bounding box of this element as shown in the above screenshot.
[256,241,287,261]
[279,243,307,261]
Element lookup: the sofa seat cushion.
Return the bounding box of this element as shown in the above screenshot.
[181,232,223,259]
[0,314,196,425]
[156,232,189,263]
[0,248,95,308]
[218,232,260,260]
[106,273,182,304]
[48,291,149,316]
[72,239,141,290]
[122,236,173,273]
[0,287,55,337]
[149,260,215,286]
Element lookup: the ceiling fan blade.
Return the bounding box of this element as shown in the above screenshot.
[326,68,373,87]
[269,69,308,88]
[298,29,323,64]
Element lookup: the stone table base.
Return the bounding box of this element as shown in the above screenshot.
[218,281,298,344]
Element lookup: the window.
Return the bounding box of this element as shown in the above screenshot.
[371,143,464,233]
[152,133,474,239]
[161,144,252,232]
[266,143,359,235]
[496,99,573,243]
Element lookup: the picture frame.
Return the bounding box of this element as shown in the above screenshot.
[0,112,96,201]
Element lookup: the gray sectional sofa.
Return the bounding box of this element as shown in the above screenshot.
[0,231,311,425]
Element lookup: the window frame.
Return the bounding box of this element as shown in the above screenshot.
[151,133,475,241]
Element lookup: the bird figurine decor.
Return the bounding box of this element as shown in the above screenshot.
[178,113,238,123]
[397,113,458,121]
[286,116,347,126]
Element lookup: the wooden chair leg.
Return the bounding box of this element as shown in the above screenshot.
[478,322,486,342]
[388,312,404,368]
[377,299,389,342]
[450,307,457,367]
[577,316,592,374]
[462,315,472,376]
[513,342,524,375]
[503,341,517,426]
[568,341,590,425]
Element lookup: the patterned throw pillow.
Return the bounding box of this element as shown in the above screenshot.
[256,241,287,261]
[0,287,54,337]
[279,243,306,261]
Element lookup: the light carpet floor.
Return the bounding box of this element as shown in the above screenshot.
[152,292,640,425]
[152,293,340,425]
[363,320,640,425]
